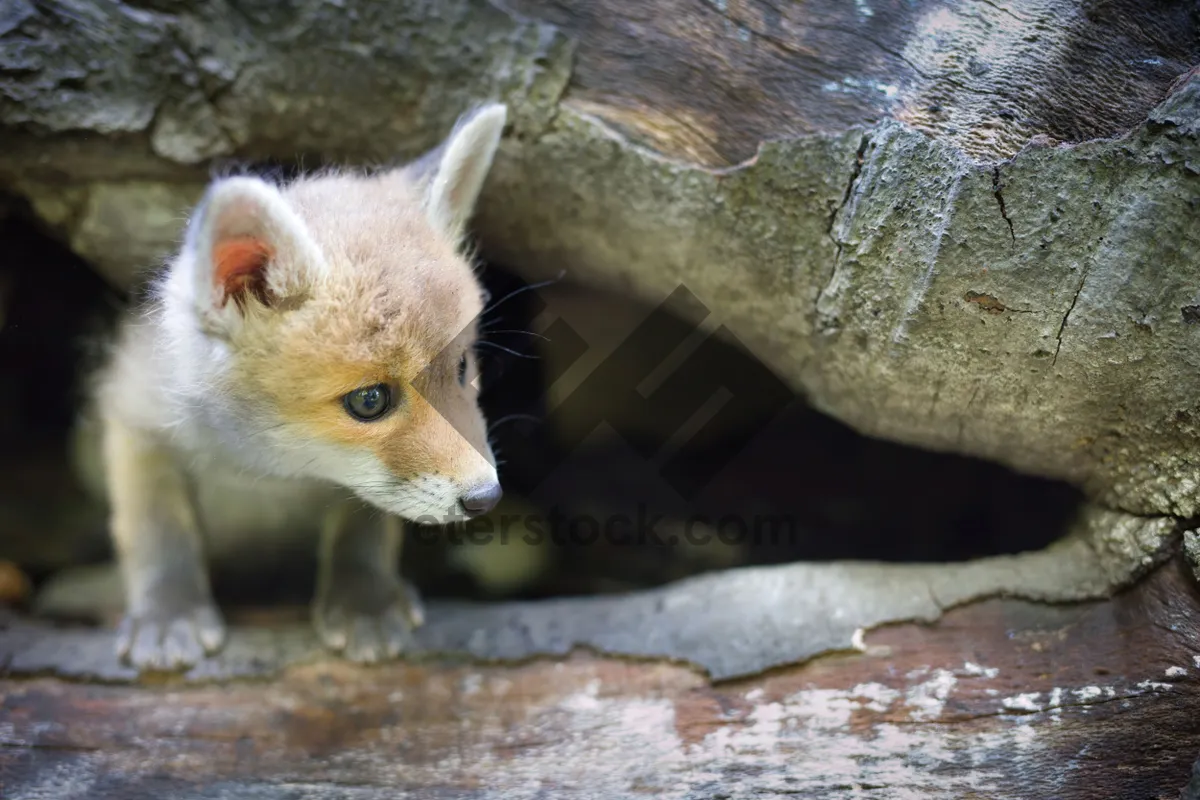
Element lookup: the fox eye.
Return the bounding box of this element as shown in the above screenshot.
[457,353,469,386]
[343,384,392,422]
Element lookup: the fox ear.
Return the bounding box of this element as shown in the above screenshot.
[421,103,507,242]
[184,176,325,324]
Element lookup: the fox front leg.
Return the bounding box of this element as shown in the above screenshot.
[312,503,425,663]
[103,417,226,670]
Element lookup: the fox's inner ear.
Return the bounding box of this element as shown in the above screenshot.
[186,176,325,318]
[213,235,274,309]
[423,103,508,242]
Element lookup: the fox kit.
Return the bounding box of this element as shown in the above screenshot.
[91,104,507,670]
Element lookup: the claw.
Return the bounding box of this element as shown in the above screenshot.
[115,605,227,671]
[313,576,423,663]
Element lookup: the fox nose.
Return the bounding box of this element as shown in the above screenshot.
[461,482,502,517]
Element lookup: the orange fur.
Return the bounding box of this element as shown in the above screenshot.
[199,166,497,500]
[89,103,508,670]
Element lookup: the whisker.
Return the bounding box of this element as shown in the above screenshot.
[480,271,566,317]
[477,341,540,359]
[483,329,549,341]
[243,423,289,440]
[489,413,543,431]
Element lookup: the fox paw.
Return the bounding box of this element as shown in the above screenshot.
[115,604,227,671]
[313,575,424,664]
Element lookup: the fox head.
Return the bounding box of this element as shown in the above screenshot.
[161,104,508,521]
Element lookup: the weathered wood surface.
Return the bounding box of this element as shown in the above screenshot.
[4,557,1200,799]
[506,0,1198,164]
